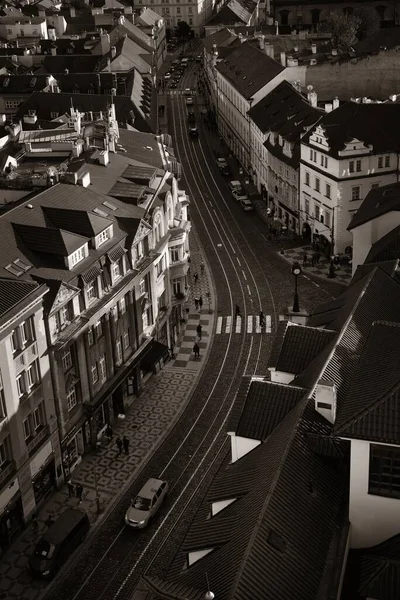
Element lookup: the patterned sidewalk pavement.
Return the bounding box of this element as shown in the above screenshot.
[279,245,352,286]
[0,228,216,600]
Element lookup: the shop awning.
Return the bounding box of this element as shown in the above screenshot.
[141,341,169,370]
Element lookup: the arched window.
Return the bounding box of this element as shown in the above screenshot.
[154,212,162,243]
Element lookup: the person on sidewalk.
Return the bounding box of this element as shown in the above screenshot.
[123,436,130,455]
[303,252,308,266]
[316,252,321,264]
[116,437,123,455]
[200,261,205,275]
[194,272,199,283]
[197,324,202,340]
[193,342,200,359]
[259,311,265,328]
[67,479,75,498]
[235,305,241,318]
[45,514,55,528]
[32,513,39,535]
[311,253,316,267]
[194,297,199,310]
[198,296,203,312]
[106,424,113,442]
[76,483,83,502]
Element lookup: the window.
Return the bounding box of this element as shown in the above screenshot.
[11,329,19,353]
[119,297,126,315]
[351,186,361,201]
[315,177,320,192]
[309,149,317,162]
[356,159,361,172]
[111,261,121,281]
[116,339,123,364]
[325,183,331,199]
[33,404,43,430]
[325,211,331,227]
[139,279,146,295]
[378,156,383,168]
[26,361,39,389]
[304,197,310,214]
[94,320,103,339]
[172,279,181,295]
[87,280,98,304]
[137,241,144,260]
[5,100,21,110]
[369,444,400,499]
[0,377,6,421]
[67,386,77,411]
[177,6,180,12]
[12,318,34,351]
[349,161,354,173]
[23,417,32,440]
[315,204,320,220]
[91,364,99,384]
[50,111,59,119]
[87,327,94,346]
[170,248,180,263]
[56,303,71,331]
[16,374,25,397]
[99,355,107,383]
[123,331,130,349]
[385,155,390,167]
[70,245,86,267]
[62,349,73,371]
[96,228,111,247]
[0,436,10,466]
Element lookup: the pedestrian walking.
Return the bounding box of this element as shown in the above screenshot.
[116,436,123,455]
[316,252,321,264]
[76,483,83,502]
[67,479,75,498]
[106,424,113,441]
[194,272,199,283]
[123,435,129,455]
[32,513,39,535]
[259,311,265,328]
[194,297,199,310]
[197,324,202,340]
[45,514,55,528]
[303,252,308,266]
[311,253,316,267]
[193,342,200,359]
[198,296,203,312]
[235,304,241,318]
[200,261,205,275]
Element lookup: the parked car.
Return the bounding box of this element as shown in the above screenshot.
[229,180,247,201]
[183,88,192,96]
[221,165,231,176]
[196,55,202,62]
[27,509,90,579]
[125,478,169,528]
[186,97,194,105]
[240,198,254,211]
[189,126,198,138]
[169,82,178,89]
[216,157,228,169]
[188,111,196,123]
[164,72,172,80]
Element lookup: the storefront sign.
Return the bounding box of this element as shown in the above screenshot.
[0,478,19,514]
[30,440,53,479]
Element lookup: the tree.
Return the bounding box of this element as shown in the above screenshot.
[175,21,192,42]
[319,12,360,52]
[354,7,380,40]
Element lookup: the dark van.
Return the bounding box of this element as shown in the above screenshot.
[28,509,90,579]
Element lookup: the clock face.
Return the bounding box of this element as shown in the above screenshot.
[293,267,301,276]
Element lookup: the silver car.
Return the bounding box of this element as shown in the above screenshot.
[125,478,168,528]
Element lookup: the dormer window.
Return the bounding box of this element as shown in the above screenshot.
[55,302,72,333]
[86,280,98,304]
[278,135,283,146]
[283,141,292,157]
[69,245,87,268]
[111,260,121,282]
[95,226,112,248]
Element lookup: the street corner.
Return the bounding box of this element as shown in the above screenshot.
[277,244,352,286]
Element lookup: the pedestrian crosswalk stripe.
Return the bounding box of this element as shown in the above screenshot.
[215,315,286,334]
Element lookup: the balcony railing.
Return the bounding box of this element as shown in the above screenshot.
[27,425,50,457]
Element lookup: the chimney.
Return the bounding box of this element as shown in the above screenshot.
[118,15,125,25]
[111,46,116,58]
[390,94,397,102]
[11,54,18,64]
[333,96,339,110]
[70,6,76,17]
[324,103,333,113]
[51,46,57,56]
[265,43,274,59]
[308,90,318,107]
[140,6,147,14]
[259,34,265,50]
[280,51,286,66]
[100,32,110,55]
[310,58,317,66]
[315,380,336,424]
[311,43,317,54]
[99,149,109,166]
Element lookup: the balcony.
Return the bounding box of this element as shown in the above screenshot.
[27,425,50,457]
[0,460,16,488]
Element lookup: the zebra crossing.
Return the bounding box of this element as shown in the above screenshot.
[216,314,286,335]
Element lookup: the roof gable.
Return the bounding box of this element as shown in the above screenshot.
[348,182,400,230]
[13,223,87,256]
[43,206,113,237]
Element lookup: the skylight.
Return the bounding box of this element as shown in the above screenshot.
[4,258,32,276]
[93,207,108,217]
[102,201,117,211]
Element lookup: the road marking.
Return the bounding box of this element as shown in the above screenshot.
[247,284,251,296]
[255,320,261,333]
[216,316,222,334]
[235,316,241,333]
[266,315,272,333]
[242,270,247,281]
[247,315,253,333]
[225,315,232,333]
[215,315,285,334]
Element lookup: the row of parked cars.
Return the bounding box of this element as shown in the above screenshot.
[27,477,169,580]
[216,158,254,211]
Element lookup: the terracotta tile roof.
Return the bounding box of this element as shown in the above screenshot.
[269,321,337,374]
[302,103,400,159]
[145,398,348,600]
[335,321,400,443]
[348,183,400,231]
[236,380,306,440]
[216,42,284,100]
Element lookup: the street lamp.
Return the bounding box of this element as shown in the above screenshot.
[292,261,302,313]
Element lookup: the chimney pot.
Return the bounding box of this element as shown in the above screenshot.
[311,43,317,54]
[280,51,286,66]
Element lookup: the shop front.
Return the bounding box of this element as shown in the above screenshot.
[62,427,85,478]
[30,440,56,506]
[0,478,23,556]
[140,340,170,375]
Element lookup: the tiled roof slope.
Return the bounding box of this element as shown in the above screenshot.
[297,269,400,425]
[365,226,400,264]
[348,183,400,230]
[269,320,337,374]
[206,0,255,26]
[145,398,347,600]
[216,42,284,99]
[302,103,400,159]
[202,28,238,50]
[335,321,400,443]
[236,380,306,440]
[351,260,400,287]
[0,278,42,320]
